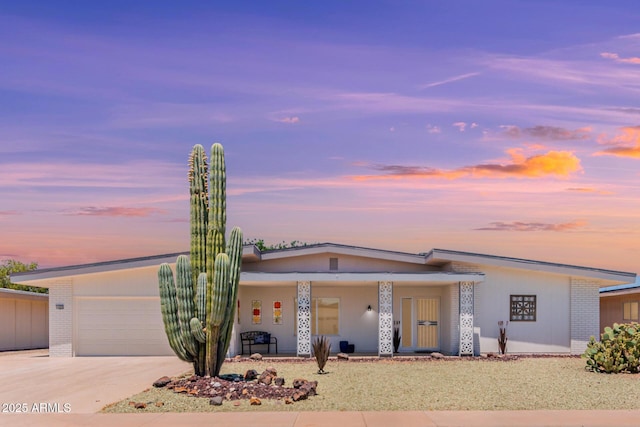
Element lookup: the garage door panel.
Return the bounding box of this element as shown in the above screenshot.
[76,298,173,356]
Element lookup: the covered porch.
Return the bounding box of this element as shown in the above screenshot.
[234,272,484,357]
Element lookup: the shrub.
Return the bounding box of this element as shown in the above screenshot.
[583,323,640,373]
[312,336,331,374]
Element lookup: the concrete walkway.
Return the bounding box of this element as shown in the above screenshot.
[1,351,639,426]
[2,410,640,426]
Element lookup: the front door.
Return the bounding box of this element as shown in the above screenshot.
[401,297,440,351]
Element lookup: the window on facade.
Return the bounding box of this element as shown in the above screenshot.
[294,297,340,335]
[623,301,639,321]
[510,295,536,321]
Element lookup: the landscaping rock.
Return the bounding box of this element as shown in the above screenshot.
[431,352,445,359]
[134,402,147,409]
[209,396,224,406]
[258,371,273,385]
[250,397,262,405]
[244,369,258,381]
[274,377,285,386]
[152,376,172,388]
[250,353,263,360]
[155,402,164,407]
[337,353,349,360]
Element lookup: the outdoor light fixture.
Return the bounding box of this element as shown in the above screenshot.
[56,303,64,310]
[367,305,372,312]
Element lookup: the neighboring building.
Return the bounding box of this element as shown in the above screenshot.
[600,279,640,332]
[12,243,635,358]
[0,288,48,351]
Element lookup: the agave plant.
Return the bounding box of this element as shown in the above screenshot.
[312,336,331,374]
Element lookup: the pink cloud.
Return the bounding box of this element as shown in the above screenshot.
[69,207,167,217]
[274,116,300,124]
[600,52,640,65]
[595,126,640,158]
[476,219,587,232]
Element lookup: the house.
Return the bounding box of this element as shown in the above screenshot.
[600,279,640,332]
[0,288,48,351]
[12,243,635,358]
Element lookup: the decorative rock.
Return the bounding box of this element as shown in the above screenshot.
[233,401,241,407]
[212,381,222,388]
[153,376,172,388]
[250,397,262,405]
[250,353,263,360]
[292,390,308,402]
[244,369,258,381]
[134,402,147,409]
[209,396,224,406]
[284,398,293,405]
[274,377,285,387]
[431,352,445,359]
[258,371,273,385]
[155,401,164,407]
[265,366,278,376]
[337,353,349,360]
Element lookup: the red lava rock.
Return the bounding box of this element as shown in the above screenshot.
[153,376,172,388]
[250,397,262,405]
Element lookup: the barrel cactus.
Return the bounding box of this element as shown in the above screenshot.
[158,143,242,377]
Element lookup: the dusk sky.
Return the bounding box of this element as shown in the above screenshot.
[2,1,640,277]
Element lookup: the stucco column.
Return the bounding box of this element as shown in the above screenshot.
[296,281,311,356]
[459,281,474,356]
[378,281,393,356]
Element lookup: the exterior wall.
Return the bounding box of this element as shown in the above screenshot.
[0,290,48,351]
[600,292,640,332]
[471,265,571,354]
[72,266,161,297]
[238,284,379,354]
[243,253,436,273]
[570,278,600,354]
[49,281,74,357]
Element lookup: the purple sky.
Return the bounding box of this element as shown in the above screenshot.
[1,1,640,277]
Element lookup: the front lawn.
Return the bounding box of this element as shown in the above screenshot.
[102,356,640,412]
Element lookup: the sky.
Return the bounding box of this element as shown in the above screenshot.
[1,1,640,277]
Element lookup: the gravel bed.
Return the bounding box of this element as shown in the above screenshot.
[102,356,640,413]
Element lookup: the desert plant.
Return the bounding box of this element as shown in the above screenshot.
[312,336,331,374]
[498,321,508,354]
[393,327,401,353]
[583,322,640,374]
[158,143,243,378]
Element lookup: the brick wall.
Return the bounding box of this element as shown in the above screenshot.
[570,278,600,355]
[48,280,74,357]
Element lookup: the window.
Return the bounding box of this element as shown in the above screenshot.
[294,297,340,335]
[510,295,536,321]
[329,257,338,271]
[623,301,639,321]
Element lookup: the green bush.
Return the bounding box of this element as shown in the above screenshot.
[583,323,640,373]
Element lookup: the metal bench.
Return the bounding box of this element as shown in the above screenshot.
[240,331,278,355]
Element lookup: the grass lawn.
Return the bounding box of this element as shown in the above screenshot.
[102,356,640,413]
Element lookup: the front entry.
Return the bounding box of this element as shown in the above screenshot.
[401,297,440,351]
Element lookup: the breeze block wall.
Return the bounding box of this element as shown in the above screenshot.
[570,278,600,355]
[49,280,74,357]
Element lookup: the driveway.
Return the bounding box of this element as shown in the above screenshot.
[0,350,189,414]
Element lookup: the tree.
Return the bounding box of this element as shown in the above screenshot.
[0,259,45,293]
[244,239,314,251]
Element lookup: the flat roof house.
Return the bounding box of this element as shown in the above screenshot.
[13,243,635,358]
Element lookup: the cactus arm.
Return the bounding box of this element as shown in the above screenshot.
[175,255,198,358]
[194,272,208,374]
[189,144,208,287]
[209,143,226,241]
[217,226,243,369]
[190,318,206,343]
[158,263,192,362]
[206,253,230,376]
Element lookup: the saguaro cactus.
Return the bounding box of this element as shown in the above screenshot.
[158,143,242,377]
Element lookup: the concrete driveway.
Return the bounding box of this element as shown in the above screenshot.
[0,350,189,414]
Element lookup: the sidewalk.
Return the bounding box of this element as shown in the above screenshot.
[2,410,639,427]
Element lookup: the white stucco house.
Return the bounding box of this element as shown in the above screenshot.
[12,243,635,358]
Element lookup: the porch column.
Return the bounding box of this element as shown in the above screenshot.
[459,281,474,356]
[378,281,393,357]
[296,281,311,357]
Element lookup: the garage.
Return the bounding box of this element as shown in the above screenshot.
[75,297,173,356]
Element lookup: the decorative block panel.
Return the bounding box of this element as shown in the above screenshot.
[378,282,393,356]
[459,281,474,356]
[296,281,311,356]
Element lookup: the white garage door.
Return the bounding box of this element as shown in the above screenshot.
[75,297,173,356]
